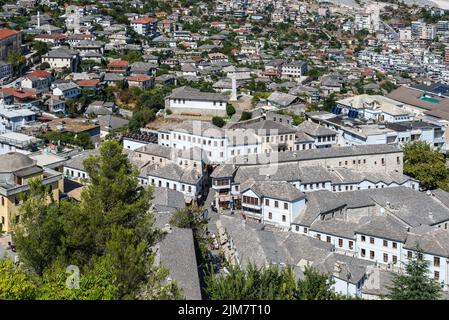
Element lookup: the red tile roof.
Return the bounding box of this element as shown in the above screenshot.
[35,33,66,39]
[27,70,51,78]
[76,79,100,87]
[131,17,158,24]
[107,60,129,68]
[1,87,36,99]
[0,28,18,41]
[127,74,152,82]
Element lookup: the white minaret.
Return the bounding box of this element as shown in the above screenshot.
[230,73,237,101]
[37,11,40,28]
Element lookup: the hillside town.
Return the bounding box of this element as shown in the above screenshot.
[1,0,449,302]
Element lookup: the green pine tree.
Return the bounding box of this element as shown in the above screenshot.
[11,140,182,300]
[387,247,442,300]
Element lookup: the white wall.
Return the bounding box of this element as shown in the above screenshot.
[148,175,200,198]
[168,98,227,116]
[123,139,147,150]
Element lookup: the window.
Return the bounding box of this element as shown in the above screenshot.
[370,237,374,244]
[407,251,412,259]
[434,271,440,280]
[434,257,440,268]
[268,212,272,219]
[361,235,366,242]
[284,203,288,210]
[338,239,343,247]
[383,240,388,247]
[282,215,286,222]
[304,227,308,233]
[383,253,388,262]
[392,242,397,249]
[316,234,321,240]
[349,241,353,250]
[274,201,278,208]
[188,186,192,192]
[265,199,269,206]
[295,225,299,231]
[243,196,259,206]
[361,249,366,257]
[370,251,375,259]
[393,255,397,264]
[326,236,331,243]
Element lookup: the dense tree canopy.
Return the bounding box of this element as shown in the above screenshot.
[7,140,182,299]
[403,141,449,191]
[212,116,225,128]
[205,263,338,300]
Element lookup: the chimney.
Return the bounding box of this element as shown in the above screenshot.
[230,73,237,101]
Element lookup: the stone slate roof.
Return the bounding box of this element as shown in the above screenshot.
[317,253,374,285]
[242,181,306,202]
[104,73,125,81]
[97,115,129,130]
[151,187,185,215]
[218,214,374,284]
[143,162,202,185]
[234,164,333,184]
[404,225,449,257]
[294,190,347,226]
[355,215,409,242]
[228,144,402,166]
[218,214,334,279]
[64,149,99,171]
[45,47,78,58]
[210,164,237,178]
[239,119,296,135]
[168,86,228,102]
[267,91,299,107]
[296,187,449,230]
[297,121,337,137]
[135,143,173,159]
[366,187,449,227]
[329,167,413,185]
[310,219,359,239]
[168,120,225,138]
[158,227,202,300]
[130,61,157,73]
[295,131,314,142]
